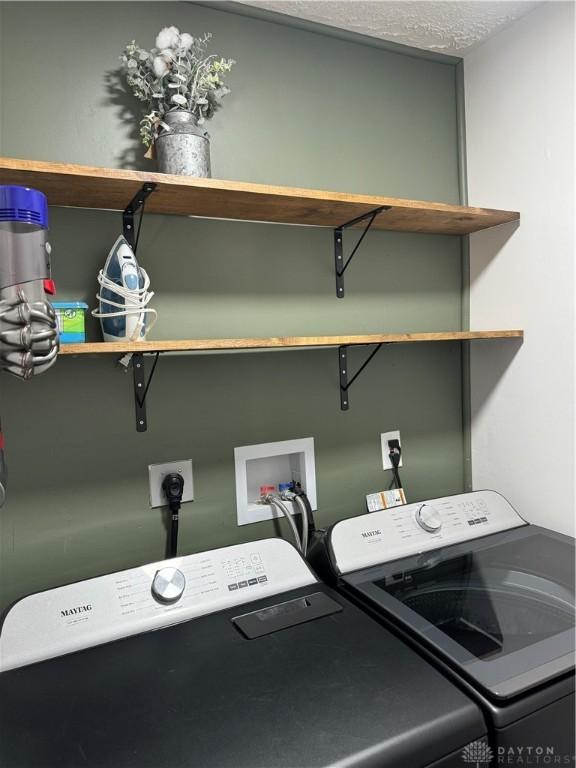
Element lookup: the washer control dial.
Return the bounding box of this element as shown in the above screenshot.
[151,567,186,604]
[415,504,442,533]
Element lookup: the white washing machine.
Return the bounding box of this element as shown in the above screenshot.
[309,490,576,764]
[0,537,487,768]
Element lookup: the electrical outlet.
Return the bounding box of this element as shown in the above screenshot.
[149,460,194,508]
[381,431,403,471]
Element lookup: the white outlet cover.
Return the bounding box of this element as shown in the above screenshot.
[381,431,403,471]
[148,460,194,508]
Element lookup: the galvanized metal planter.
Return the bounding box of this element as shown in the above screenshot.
[155,110,211,178]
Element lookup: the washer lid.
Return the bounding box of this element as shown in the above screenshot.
[0,584,486,768]
[344,524,575,700]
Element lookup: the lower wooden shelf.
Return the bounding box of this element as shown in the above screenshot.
[58,329,523,430]
[59,330,523,355]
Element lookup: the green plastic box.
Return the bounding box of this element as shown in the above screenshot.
[52,302,88,344]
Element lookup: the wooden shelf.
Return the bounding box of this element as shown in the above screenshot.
[0,157,519,235]
[59,330,523,356]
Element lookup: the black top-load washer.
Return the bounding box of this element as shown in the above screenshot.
[0,537,486,768]
[309,490,576,764]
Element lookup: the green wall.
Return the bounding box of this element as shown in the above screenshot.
[0,1,464,611]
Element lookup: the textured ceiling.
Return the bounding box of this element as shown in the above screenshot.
[237,1,542,55]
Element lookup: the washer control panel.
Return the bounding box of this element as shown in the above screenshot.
[0,538,316,673]
[330,490,525,574]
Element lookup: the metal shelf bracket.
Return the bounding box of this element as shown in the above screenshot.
[132,352,160,432]
[334,205,391,298]
[122,182,157,253]
[119,183,158,432]
[338,343,384,410]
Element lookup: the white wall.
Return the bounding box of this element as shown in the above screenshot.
[465,1,575,536]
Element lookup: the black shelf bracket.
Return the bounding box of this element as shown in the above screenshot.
[132,352,160,432]
[123,182,157,253]
[338,343,384,410]
[334,205,391,298]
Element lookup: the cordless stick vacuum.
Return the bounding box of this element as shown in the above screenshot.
[0,185,60,505]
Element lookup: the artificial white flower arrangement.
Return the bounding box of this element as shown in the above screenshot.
[121,26,235,149]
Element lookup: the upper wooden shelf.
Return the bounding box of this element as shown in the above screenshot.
[0,158,519,236]
[58,330,523,356]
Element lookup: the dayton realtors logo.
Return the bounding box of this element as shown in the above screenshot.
[462,741,494,768]
[462,742,575,766]
[497,746,575,765]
